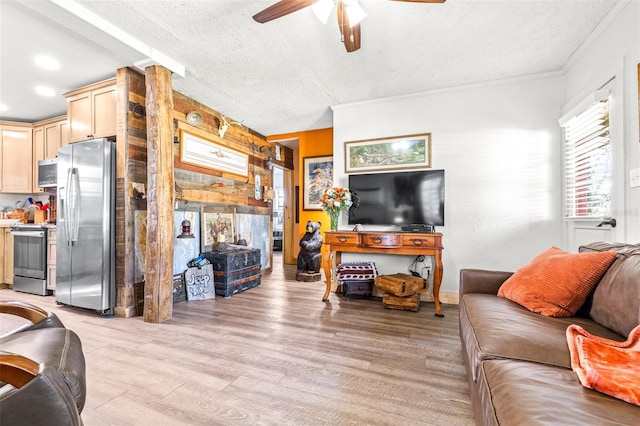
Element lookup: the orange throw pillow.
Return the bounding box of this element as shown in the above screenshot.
[498,247,617,317]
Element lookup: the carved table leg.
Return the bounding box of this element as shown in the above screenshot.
[322,250,342,302]
[433,251,444,317]
[322,250,335,302]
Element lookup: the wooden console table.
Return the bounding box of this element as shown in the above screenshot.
[323,231,444,317]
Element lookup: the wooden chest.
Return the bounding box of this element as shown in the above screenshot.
[337,261,377,300]
[382,292,421,312]
[342,281,373,300]
[203,249,261,297]
[375,273,427,297]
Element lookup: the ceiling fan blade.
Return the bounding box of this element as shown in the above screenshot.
[391,0,446,3]
[337,1,362,53]
[253,0,318,23]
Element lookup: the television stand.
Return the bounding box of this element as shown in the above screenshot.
[323,231,444,317]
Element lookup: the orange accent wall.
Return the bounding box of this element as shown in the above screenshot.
[268,128,334,265]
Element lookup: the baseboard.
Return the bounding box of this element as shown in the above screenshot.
[420,290,459,305]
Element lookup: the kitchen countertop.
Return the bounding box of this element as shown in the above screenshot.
[0,220,56,229]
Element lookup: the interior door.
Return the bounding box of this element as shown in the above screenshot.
[563,79,625,250]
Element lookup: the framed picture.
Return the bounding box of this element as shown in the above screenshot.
[303,155,333,210]
[202,211,235,251]
[180,130,249,177]
[344,133,432,173]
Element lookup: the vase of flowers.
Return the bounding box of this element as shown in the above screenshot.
[320,187,353,231]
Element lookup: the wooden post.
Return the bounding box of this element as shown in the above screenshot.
[144,65,174,323]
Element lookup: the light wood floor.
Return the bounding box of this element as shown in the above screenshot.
[0,254,473,425]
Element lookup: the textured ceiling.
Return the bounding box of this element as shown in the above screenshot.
[0,0,620,136]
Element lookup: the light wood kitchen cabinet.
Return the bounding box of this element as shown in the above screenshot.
[33,125,45,193]
[32,116,67,192]
[60,120,70,147]
[47,228,56,291]
[3,228,14,286]
[0,229,4,286]
[44,117,65,158]
[0,122,33,193]
[64,79,116,143]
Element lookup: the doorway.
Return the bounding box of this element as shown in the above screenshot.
[273,166,285,258]
[563,78,626,248]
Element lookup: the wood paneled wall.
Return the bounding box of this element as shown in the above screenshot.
[114,67,292,317]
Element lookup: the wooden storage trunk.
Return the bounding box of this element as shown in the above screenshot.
[342,280,373,300]
[375,273,427,297]
[203,249,261,297]
[337,261,377,300]
[382,292,421,312]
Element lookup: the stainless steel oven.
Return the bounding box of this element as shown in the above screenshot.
[11,224,50,296]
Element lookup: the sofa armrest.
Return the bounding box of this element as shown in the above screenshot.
[459,269,513,296]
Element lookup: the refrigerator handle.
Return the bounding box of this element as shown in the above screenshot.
[67,168,80,245]
[60,168,71,246]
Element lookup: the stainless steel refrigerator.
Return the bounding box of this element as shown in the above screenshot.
[56,139,115,315]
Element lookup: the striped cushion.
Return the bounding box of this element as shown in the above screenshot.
[497,247,617,317]
[337,262,378,283]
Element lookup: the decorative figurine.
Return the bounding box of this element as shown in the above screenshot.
[296,221,323,281]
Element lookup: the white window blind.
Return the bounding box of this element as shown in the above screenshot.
[561,96,610,219]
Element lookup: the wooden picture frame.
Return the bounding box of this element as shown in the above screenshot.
[344,133,432,173]
[180,130,249,177]
[201,211,235,251]
[303,155,333,210]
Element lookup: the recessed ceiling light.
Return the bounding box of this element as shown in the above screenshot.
[35,55,60,71]
[35,86,56,97]
[0,103,7,112]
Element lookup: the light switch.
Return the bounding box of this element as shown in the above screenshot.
[630,168,640,188]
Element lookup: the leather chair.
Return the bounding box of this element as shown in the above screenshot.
[0,301,86,423]
[0,300,66,336]
[0,351,83,426]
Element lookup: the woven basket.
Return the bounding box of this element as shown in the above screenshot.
[7,209,30,223]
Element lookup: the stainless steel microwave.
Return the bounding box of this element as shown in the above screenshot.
[38,158,57,188]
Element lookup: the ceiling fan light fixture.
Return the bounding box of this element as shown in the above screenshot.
[312,0,334,23]
[345,1,366,27]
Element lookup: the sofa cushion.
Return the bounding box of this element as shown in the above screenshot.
[459,293,622,382]
[479,359,640,426]
[579,242,640,338]
[497,247,617,317]
[0,327,86,412]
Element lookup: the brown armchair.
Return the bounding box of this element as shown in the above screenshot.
[0,351,83,426]
[0,301,86,423]
[0,300,65,336]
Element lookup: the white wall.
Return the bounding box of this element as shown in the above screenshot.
[332,74,565,294]
[562,0,640,242]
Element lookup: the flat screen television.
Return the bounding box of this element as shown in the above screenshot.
[348,170,445,227]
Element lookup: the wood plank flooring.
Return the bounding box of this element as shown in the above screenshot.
[0,254,473,425]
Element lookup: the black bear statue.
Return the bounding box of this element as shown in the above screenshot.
[296,221,323,281]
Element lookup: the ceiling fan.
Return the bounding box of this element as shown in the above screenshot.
[253,0,446,53]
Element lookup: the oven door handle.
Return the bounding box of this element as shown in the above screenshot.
[11,231,46,237]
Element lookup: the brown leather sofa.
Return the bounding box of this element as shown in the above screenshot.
[0,301,86,426]
[459,242,640,425]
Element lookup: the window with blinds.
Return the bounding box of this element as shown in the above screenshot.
[561,96,610,219]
